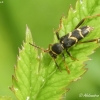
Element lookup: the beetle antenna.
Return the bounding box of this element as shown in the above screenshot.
[29,42,44,51]
[29,42,49,52]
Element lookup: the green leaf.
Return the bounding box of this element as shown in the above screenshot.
[10,0,100,100]
[0,96,13,100]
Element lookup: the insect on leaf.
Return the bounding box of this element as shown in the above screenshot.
[10,0,100,100]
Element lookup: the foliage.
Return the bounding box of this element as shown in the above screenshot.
[10,0,100,100]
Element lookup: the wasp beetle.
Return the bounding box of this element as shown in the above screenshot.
[30,14,100,74]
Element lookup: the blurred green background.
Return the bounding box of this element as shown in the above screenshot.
[0,0,100,100]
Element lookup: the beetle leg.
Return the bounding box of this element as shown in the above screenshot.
[56,32,61,40]
[66,49,78,61]
[78,38,100,44]
[75,14,100,29]
[62,53,70,74]
[53,58,62,72]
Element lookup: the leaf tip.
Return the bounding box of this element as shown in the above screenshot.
[25,25,33,43]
